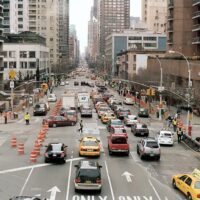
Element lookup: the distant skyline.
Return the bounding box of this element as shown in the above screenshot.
[70,0,141,53]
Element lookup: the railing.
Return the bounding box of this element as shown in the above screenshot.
[168,3,174,8]
[192,37,200,43]
[167,27,173,32]
[168,14,174,20]
[193,0,200,6]
[0,35,4,41]
[192,24,200,30]
[192,11,200,18]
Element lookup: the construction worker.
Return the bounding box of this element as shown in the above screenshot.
[177,127,183,143]
[24,112,30,125]
[172,118,177,132]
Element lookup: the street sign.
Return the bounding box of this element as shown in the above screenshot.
[158,86,165,92]
[9,69,16,80]
[10,81,14,88]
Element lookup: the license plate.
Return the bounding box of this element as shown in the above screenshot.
[150,153,154,157]
[87,149,93,152]
[53,154,56,157]
[85,180,91,183]
[141,132,144,135]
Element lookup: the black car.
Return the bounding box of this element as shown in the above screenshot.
[9,197,46,200]
[131,123,149,136]
[74,160,102,192]
[33,103,48,116]
[138,108,149,118]
[44,143,67,163]
[74,81,79,86]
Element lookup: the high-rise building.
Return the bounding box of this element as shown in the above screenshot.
[58,0,69,70]
[3,0,29,34]
[141,0,167,33]
[99,0,130,55]
[0,1,4,89]
[29,0,59,66]
[167,0,193,56]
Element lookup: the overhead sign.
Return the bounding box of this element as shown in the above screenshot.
[9,69,16,80]
[10,81,14,89]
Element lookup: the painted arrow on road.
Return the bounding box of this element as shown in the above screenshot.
[121,171,134,182]
[47,186,61,200]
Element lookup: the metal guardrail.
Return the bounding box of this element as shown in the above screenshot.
[182,134,200,152]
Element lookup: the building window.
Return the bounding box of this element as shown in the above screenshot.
[20,62,27,69]
[29,62,36,69]
[9,62,17,68]
[18,11,23,15]
[50,38,53,41]
[20,51,27,58]
[9,51,16,58]
[133,55,136,62]
[4,62,8,68]
[18,4,23,8]
[3,51,7,58]
[143,37,157,41]
[144,43,157,47]
[18,24,23,28]
[29,51,36,58]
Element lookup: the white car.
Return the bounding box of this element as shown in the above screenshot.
[47,93,57,102]
[60,81,65,86]
[124,115,139,126]
[156,130,174,146]
[123,97,134,105]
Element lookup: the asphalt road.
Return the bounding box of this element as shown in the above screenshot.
[0,76,199,200]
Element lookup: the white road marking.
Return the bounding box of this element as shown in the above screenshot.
[47,186,61,200]
[121,171,134,182]
[130,151,140,162]
[66,156,73,200]
[0,157,83,174]
[148,179,162,200]
[104,160,115,200]
[20,167,34,195]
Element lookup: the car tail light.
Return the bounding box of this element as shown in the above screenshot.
[75,178,81,183]
[61,152,65,157]
[97,147,100,151]
[197,194,200,198]
[96,178,101,184]
[81,147,85,151]
[45,153,49,157]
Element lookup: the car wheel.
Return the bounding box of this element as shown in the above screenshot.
[53,123,57,128]
[187,193,192,200]
[137,147,139,155]
[156,156,160,161]
[140,152,143,160]
[62,159,66,164]
[75,188,79,193]
[108,147,112,155]
[45,158,49,163]
[172,179,177,189]
[126,151,129,156]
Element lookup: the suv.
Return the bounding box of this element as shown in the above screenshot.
[131,123,149,137]
[108,134,129,156]
[137,138,161,160]
[33,103,48,116]
[74,160,102,192]
[80,105,92,117]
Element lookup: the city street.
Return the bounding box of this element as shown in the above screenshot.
[0,77,199,200]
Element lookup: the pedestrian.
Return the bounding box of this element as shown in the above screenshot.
[166,115,173,128]
[172,118,177,132]
[177,127,183,143]
[24,112,30,125]
[4,112,7,124]
[78,120,83,133]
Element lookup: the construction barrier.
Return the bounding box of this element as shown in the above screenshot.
[34,142,41,156]
[18,143,24,155]
[11,136,17,148]
[30,151,37,163]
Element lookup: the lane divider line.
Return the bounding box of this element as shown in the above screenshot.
[148,179,162,200]
[20,167,34,196]
[104,160,115,200]
[66,156,73,200]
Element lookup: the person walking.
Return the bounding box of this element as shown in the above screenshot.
[177,127,183,143]
[172,118,177,132]
[24,112,30,125]
[78,120,83,133]
[166,115,173,128]
[4,112,7,124]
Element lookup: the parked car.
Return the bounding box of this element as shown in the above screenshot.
[156,130,174,146]
[79,136,100,157]
[116,108,131,119]
[108,134,129,156]
[44,142,67,163]
[80,105,92,117]
[33,103,48,116]
[47,93,57,102]
[123,97,134,105]
[42,116,74,127]
[107,119,124,132]
[138,108,149,118]
[124,115,138,126]
[137,138,161,160]
[74,160,102,192]
[131,123,149,136]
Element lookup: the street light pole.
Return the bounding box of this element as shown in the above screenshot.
[155,56,163,121]
[168,50,192,136]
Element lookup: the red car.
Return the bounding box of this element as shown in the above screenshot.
[64,110,78,125]
[110,127,128,138]
[108,134,129,156]
[43,116,74,127]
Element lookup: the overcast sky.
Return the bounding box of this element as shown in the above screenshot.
[69,0,141,53]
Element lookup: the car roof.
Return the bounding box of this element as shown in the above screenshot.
[142,137,157,142]
[160,130,172,134]
[79,160,99,169]
[82,136,98,141]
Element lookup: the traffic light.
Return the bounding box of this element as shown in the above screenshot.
[151,88,155,96]
[147,89,151,96]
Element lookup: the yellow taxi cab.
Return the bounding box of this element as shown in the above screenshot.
[79,136,101,157]
[101,112,116,124]
[172,169,200,200]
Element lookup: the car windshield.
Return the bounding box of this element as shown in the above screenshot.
[66,111,75,115]
[112,137,127,144]
[146,141,159,148]
[48,144,62,151]
[83,141,98,146]
[112,120,122,125]
[194,181,200,189]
